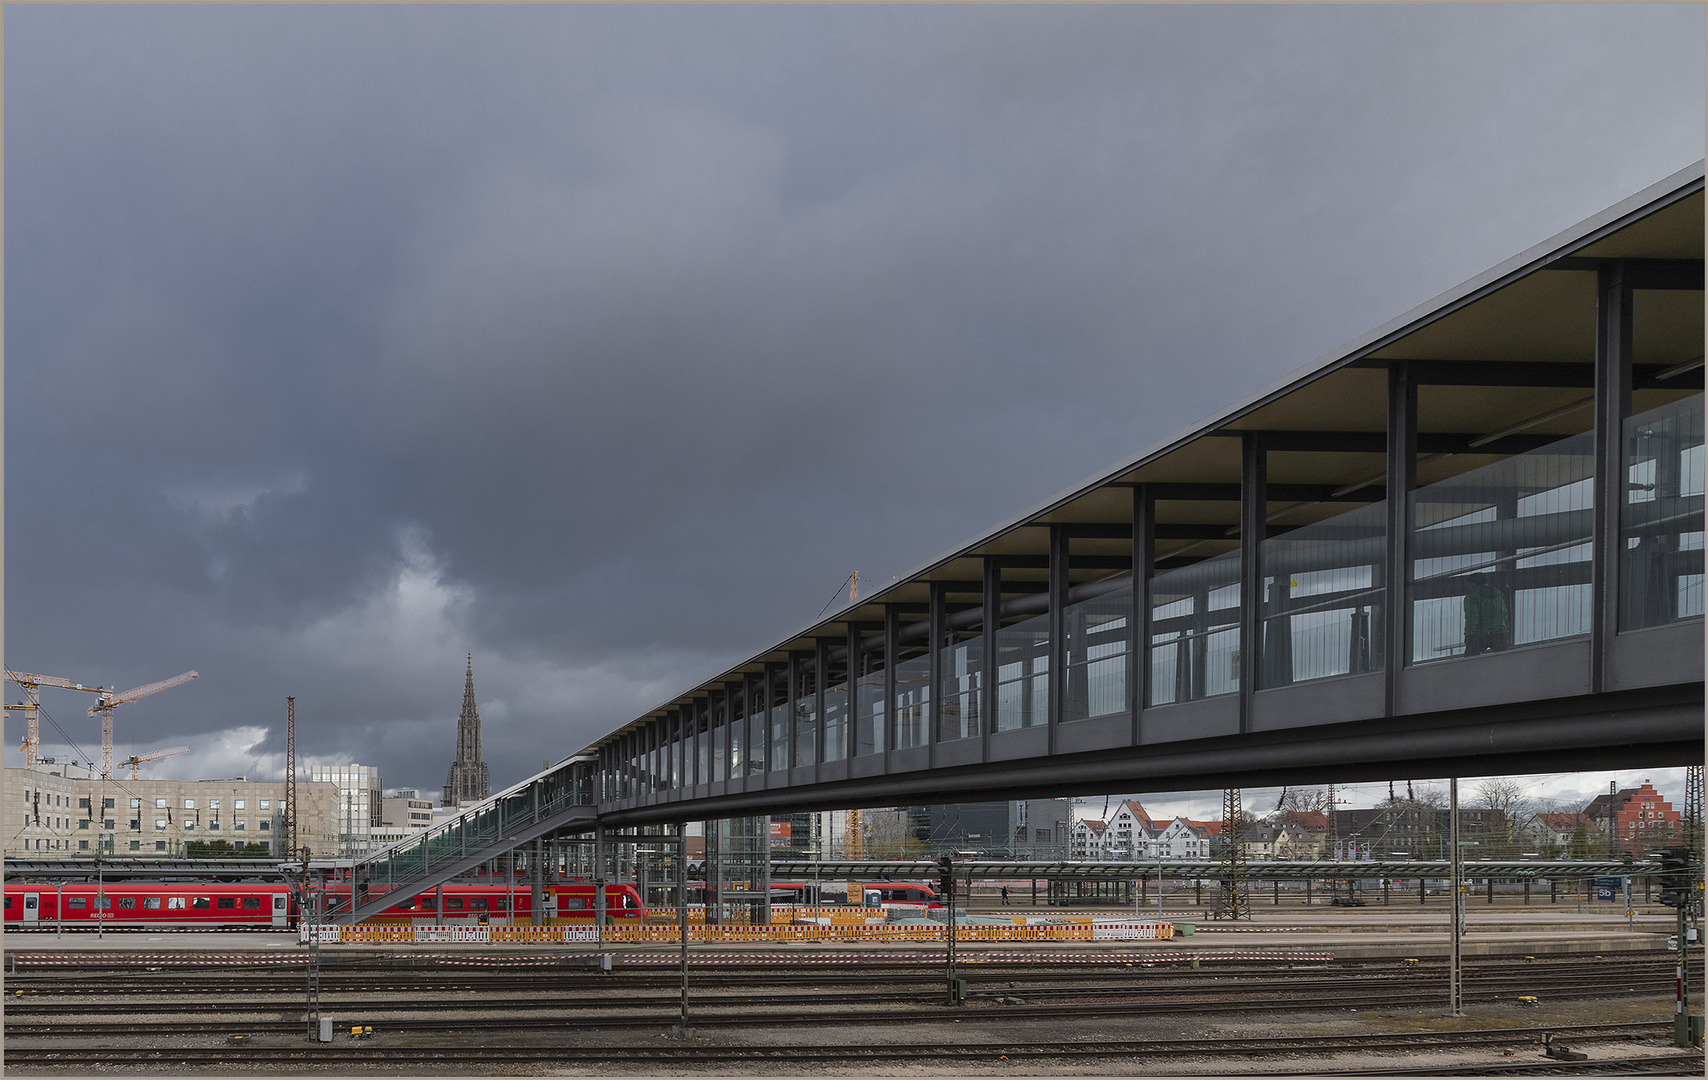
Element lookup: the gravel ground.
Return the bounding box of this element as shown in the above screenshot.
[8,993,1703,1076]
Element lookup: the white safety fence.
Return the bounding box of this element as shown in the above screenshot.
[302,918,1174,945]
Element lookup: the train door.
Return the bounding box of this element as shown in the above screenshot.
[21,893,40,924]
[272,893,288,927]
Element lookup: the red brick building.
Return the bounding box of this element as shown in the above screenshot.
[1582,780,1681,853]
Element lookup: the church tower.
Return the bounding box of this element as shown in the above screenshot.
[443,655,491,807]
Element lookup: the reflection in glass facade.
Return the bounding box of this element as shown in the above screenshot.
[1259,500,1386,687]
[1409,428,1594,663]
[770,676,790,771]
[1061,582,1131,721]
[893,652,930,748]
[1148,548,1241,705]
[1622,394,1705,630]
[994,610,1050,730]
[820,679,846,762]
[938,634,982,740]
[854,656,884,757]
[747,687,766,775]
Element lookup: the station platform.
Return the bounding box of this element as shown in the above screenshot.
[3,908,1682,966]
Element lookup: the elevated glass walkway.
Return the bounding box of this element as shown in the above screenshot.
[325,754,600,924]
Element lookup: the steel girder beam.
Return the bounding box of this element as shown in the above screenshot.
[768,859,1658,881]
[592,685,1700,827]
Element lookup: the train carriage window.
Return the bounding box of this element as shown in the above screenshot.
[3,897,13,909]
[191,898,210,909]
[96,897,112,909]
[167,897,187,910]
[69,897,87,909]
[563,897,586,910]
[243,897,261,909]
[492,898,507,911]
[216,897,236,909]
[445,898,465,911]
[118,897,137,909]
[393,898,415,910]
[419,897,436,911]
[470,898,488,910]
[144,898,163,909]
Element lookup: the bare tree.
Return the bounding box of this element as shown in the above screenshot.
[1276,787,1333,817]
[1472,777,1537,855]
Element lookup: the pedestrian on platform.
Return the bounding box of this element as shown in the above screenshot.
[1001,886,1010,906]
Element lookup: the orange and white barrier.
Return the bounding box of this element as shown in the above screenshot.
[304,918,1174,946]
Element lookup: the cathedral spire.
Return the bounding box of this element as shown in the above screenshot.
[444,654,490,808]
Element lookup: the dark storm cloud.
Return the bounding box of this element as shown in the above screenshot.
[6,5,1702,793]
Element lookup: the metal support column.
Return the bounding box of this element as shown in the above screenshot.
[1386,364,1416,712]
[1048,524,1068,750]
[846,623,865,759]
[981,557,1000,757]
[884,604,899,762]
[1449,777,1464,1016]
[1131,485,1154,740]
[928,581,945,758]
[1239,434,1266,730]
[677,820,690,1036]
[594,830,606,940]
[532,838,545,926]
[1592,261,1633,692]
[815,637,832,766]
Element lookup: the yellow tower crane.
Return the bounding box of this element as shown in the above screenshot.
[6,669,110,767]
[119,745,190,780]
[88,671,198,780]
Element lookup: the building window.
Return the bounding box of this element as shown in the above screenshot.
[79,819,90,829]
[183,822,195,832]
[129,819,140,830]
[235,821,246,830]
[259,820,270,831]
[130,798,141,809]
[103,798,114,809]
[260,800,271,810]
[209,821,220,831]
[129,841,140,851]
[155,841,167,851]
[79,840,89,850]
[78,797,90,809]
[209,800,220,810]
[104,819,115,829]
[156,798,167,809]
[235,800,245,810]
[184,800,195,810]
[156,820,167,831]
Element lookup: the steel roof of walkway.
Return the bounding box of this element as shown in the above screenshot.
[333,166,1705,920]
[578,162,1703,825]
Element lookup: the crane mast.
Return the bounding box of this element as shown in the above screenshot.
[6,670,108,767]
[87,670,198,780]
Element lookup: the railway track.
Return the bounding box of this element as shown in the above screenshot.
[7,979,1697,1035]
[8,966,1695,1015]
[9,954,1696,1000]
[4,1021,1695,1071]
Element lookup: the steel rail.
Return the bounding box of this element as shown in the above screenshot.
[1,1022,1683,1068]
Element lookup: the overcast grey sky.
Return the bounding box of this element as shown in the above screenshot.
[6,6,1702,803]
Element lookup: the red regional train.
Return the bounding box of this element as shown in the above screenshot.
[1,879,644,930]
[764,881,941,907]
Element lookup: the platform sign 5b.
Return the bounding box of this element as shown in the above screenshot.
[1592,876,1624,902]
